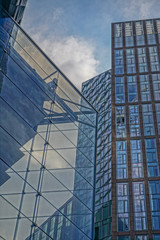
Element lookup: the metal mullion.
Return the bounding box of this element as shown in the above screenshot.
[2,7,97,113]
[32,106,52,232]
[1,47,96,147]
[13,135,35,240]
[0,195,53,240]
[1,126,95,217]
[0,71,96,178]
[5,31,97,127]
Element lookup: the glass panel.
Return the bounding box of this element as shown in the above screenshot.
[149,47,160,72]
[129,105,140,137]
[149,181,160,230]
[156,103,160,134]
[139,75,151,102]
[127,76,138,103]
[116,141,127,179]
[117,183,130,232]
[152,74,160,100]
[118,236,130,240]
[146,20,156,45]
[136,21,145,46]
[116,106,126,138]
[156,19,160,43]
[114,23,123,48]
[126,49,136,74]
[115,76,125,103]
[135,236,149,240]
[145,139,159,177]
[115,50,124,75]
[125,22,134,47]
[142,104,155,136]
[131,140,143,178]
[133,182,147,230]
[137,48,148,73]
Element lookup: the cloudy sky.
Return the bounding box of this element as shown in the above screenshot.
[22,0,160,89]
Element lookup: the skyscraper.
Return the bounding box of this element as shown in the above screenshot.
[112,18,160,240]
[83,19,160,240]
[82,71,112,240]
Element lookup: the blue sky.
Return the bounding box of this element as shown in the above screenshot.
[22,0,160,89]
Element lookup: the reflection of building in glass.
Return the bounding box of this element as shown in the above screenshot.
[0,6,97,240]
[82,71,112,240]
[2,0,28,24]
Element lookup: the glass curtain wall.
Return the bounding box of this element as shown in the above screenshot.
[82,71,112,240]
[0,10,97,240]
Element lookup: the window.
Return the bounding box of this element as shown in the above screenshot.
[114,23,123,48]
[126,49,136,74]
[116,141,127,179]
[129,106,140,137]
[145,139,159,177]
[131,140,143,178]
[125,22,134,47]
[139,75,151,101]
[138,48,148,73]
[115,50,124,75]
[136,21,145,46]
[153,235,160,240]
[118,236,130,240]
[142,104,155,136]
[133,182,147,230]
[156,104,160,134]
[149,181,160,230]
[152,74,160,100]
[149,47,160,72]
[146,20,156,44]
[115,77,125,103]
[117,183,130,232]
[116,106,126,138]
[156,19,160,43]
[135,236,149,240]
[127,76,138,103]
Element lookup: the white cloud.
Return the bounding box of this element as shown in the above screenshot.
[52,8,64,22]
[31,33,99,90]
[123,0,154,19]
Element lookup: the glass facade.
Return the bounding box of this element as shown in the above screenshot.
[0,9,97,240]
[112,18,160,239]
[82,71,112,240]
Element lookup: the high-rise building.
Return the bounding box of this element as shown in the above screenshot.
[0,5,97,240]
[83,19,160,240]
[82,71,112,240]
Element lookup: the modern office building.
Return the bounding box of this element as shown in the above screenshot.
[112,18,160,240]
[83,19,160,240]
[0,5,97,240]
[82,71,112,240]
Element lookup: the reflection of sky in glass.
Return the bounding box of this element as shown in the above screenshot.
[0,12,96,240]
